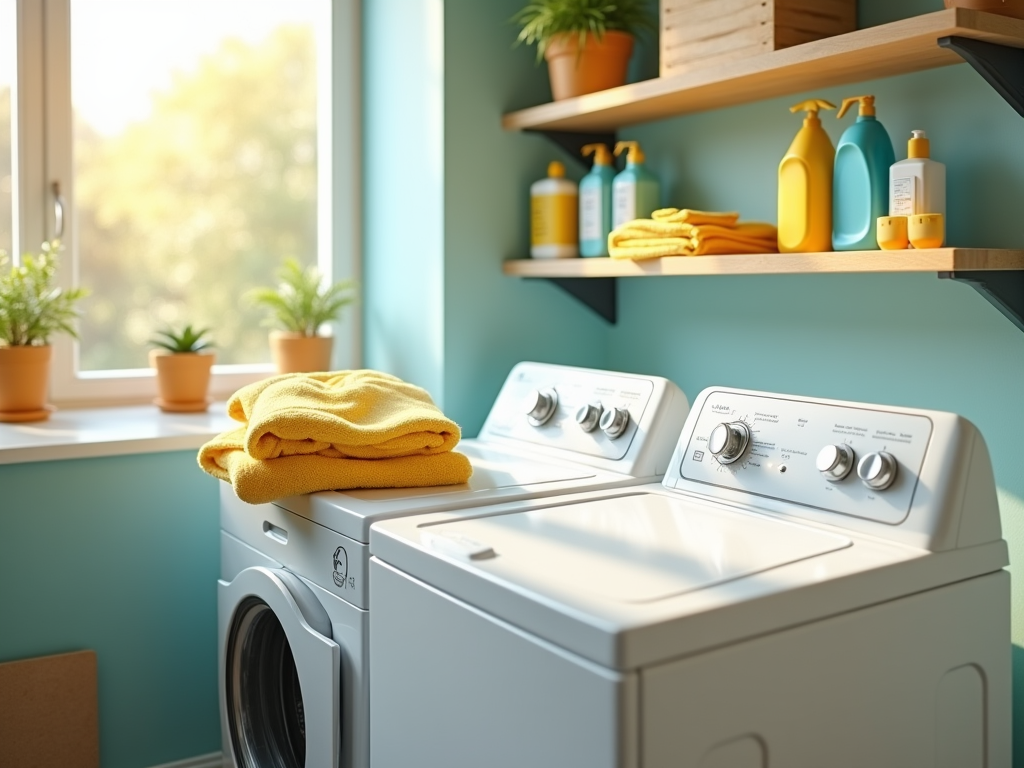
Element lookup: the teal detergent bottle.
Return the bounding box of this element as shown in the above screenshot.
[832,95,895,251]
[612,140,660,230]
[579,143,615,257]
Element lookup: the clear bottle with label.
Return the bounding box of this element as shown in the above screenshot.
[889,130,946,240]
[530,161,578,259]
[612,141,660,229]
[579,143,615,257]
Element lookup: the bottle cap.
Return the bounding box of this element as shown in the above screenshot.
[548,161,566,178]
[908,130,930,159]
[581,143,612,166]
[837,95,876,119]
[614,140,645,164]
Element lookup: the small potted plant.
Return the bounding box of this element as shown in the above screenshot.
[0,240,88,422]
[149,324,216,412]
[513,0,654,101]
[247,257,355,374]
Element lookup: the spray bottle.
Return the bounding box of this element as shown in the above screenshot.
[778,99,836,253]
[579,144,615,257]
[612,140,660,229]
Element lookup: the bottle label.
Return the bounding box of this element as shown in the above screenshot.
[891,176,915,216]
[531,194,578,246]
[580,187,603,241]
[613,181,636,229]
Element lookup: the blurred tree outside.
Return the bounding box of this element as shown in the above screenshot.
[0,85,11,255]
[75,24,318,370]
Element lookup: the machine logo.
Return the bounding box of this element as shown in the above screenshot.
[332,546,348,589]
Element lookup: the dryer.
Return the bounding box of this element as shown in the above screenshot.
[217,362,690,768]
[369,386,1011,768]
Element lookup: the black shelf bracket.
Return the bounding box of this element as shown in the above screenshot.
[939,35,1024,118]
[529,129,617,170]
[546,276,617,324]
[939,270,1024,332]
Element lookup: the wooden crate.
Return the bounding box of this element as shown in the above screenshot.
[661,0,857,76]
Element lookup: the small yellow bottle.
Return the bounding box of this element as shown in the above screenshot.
[530,161,578,259]
[778,99,836,253]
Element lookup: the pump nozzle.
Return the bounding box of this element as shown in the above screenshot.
[614,140,645,164]
[790,99,836,117]
[582,143,612,166]
[837,95,876,119]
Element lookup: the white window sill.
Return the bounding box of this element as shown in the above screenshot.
[0,404,236,465]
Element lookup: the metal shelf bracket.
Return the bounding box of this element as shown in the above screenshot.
[939,35,1024,118]
[939,270,1024,332]
[530,129,617,170]
[547,276,617,324]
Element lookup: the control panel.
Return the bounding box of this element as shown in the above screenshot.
[482,365,657,460]
[676,390,933,525]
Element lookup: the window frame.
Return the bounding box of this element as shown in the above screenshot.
[14,0,361,407]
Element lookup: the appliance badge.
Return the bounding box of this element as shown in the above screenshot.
[332,546,350,589]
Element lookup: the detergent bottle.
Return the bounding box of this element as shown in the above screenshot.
[832,95,895,251]
[778,99,836,253]
[530,161,578,258]
[889,130,946,222]
[612,140,660,229]
[579,143,615,257]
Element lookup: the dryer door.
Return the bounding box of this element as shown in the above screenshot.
[218,566,341,768]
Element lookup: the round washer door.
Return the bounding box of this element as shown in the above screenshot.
[218,566,341,768]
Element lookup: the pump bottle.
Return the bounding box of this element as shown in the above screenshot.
[832,95,895,251]
[579,143,615,257]
[778,99,836,253]
[612,141,660,229]
[889,130,946,235]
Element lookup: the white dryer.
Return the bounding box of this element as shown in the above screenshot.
[369,386,1011,768]
[216,362,690,768]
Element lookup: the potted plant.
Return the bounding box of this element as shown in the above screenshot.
[247,257,356,374]
[513,0,654,101]
[149,324,216,412]
[0,240,88,423]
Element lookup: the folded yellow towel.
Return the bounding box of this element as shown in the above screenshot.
[608,215,778,260]
[198,370,473,504]
[652,208,741,227]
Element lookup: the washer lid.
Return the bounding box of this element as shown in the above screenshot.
[418,493,852,604]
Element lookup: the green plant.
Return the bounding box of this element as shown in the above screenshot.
[247,257,356,337]
[149,324,215,354]
[513,0,654,61]
[0,240,89,347]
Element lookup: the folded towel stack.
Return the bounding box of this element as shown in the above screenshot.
[608,208,778,261]
[198,370,473,504]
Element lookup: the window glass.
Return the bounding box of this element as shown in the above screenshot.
[71,0,328,370]
[0,0,14,256]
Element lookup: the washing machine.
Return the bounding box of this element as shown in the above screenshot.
[369,386,1012,768]
[216,362,691,768]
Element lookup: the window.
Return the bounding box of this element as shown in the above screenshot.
[10,0,360,406]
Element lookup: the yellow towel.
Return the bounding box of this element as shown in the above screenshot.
[198,370,473,504]
[609,217,778,260]
[652,208,741,227]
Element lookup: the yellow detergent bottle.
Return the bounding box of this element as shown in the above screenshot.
[530,161,578,258]
[778,99,837,253]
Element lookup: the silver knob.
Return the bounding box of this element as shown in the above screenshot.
[524,388,558,426]
[815,444,856,482]
[857,451,898,491]
[708,421,750,464]
[575,403,602,433]
[599,407,630,439]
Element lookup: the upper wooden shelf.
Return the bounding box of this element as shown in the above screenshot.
[502,249,1024,278]
[502,8,1024,133]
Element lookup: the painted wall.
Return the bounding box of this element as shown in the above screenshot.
[0,452,222,768]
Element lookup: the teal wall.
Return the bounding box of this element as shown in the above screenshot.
[0,452,222,767]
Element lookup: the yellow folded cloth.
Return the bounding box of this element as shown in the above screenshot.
[198,370,473,504]
[608,213,778,260]
[652,208,741,227]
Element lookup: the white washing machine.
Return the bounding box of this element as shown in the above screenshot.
[369,386,1012,768]
[216,362,690,768]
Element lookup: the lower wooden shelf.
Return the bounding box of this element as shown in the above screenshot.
[503,249,1024,330]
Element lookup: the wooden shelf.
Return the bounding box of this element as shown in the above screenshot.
[502,8,1024,133]
[503,249,1024,278]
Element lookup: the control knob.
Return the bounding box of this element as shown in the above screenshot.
[857,451,898,491]
[708,421,750,464]
[815,444,856,482]
[524,388,558,426]
[599,407,630,439]
[575,403,603,433]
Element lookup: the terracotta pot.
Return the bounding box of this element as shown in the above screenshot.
[0,344,52,422]
[149,350,215,412]
[544,30,635,101]
[945,0,1024,19]
[269,331,333,374]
